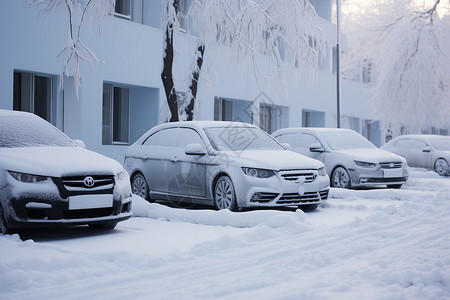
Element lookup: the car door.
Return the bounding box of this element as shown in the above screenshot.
[168,127,207,200]
[394,139,430,168]
[297,133,325,162]
[141,128,179,197]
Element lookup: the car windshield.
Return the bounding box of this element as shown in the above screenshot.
[0,115,76,148]
[321,131,376,150]
[429,138,450,151]
[204,126,284,151]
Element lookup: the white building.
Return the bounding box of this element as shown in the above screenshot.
[0,0,378,163]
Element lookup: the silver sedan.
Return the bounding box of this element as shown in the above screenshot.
[381,134,450,176]
[272,128,409,189]
[125,121,330,211]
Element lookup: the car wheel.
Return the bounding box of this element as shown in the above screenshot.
[88,222,117,230]
[331,167,351,189]
[214,176,238,211]
[299,204,318,211]
[434,159,449,176]
[387,184,402,189]
[132,172,151,201]
[0,203,9,234]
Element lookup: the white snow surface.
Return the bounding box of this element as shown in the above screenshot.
[1,168,450,299]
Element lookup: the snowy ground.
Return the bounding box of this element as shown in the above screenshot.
[1,169,450,299]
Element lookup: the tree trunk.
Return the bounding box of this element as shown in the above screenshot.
[185,43,205,121]
[161,1,178,122]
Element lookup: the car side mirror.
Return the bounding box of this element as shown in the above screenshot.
[282,143,292,150]
[73,139,86,149]
[185,143,206,156]
[309,143,324,153]
[422,146,431,153]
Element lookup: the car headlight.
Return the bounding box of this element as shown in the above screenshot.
[318,167,327,176]
[354,161,377,168]
[8,171,48,183]
[242,167,277,178]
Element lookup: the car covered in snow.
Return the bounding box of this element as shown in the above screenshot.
[272,128,409,189]
[381,134,450,176]
[0,110,132,233]
[125,121,329,211]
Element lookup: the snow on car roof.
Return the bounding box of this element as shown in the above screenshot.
[272,127,355,135]
[393,134,450,140]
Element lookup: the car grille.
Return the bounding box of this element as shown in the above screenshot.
[279,170,317,183]
[277,192,322,205]
[53,175,114,198]
[380,162,403,169]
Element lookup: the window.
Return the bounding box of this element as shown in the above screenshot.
[214,97,253,124]
[362,61,373,83]
[115,0,131,19]
[302,110,325,127]
[394,139,427,150]
[176,128,204,148]
[156,128,179,147]
[298,134,321,149]
[13,71,52,122]
[259,104,289,134]
[102,83,130,145]
[175,0,191,30]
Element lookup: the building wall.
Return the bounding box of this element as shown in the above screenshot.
[0,0,376,165]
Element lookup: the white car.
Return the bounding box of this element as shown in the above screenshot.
[125,121,330,211]
[272,128,409,189]
[0,110,132,233]
[381,134,450,176]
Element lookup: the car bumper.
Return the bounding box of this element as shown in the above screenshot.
[233,170,330,208]
[2,195,132,228]
[349,166,409,187]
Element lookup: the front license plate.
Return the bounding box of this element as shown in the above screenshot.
[383,168,402,178]
[69,194,113,210]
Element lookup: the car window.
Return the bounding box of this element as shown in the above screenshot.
[320,131,376,150]
[429,138,450,151]
[394,139,427,149]
[176,128,204,148]
[275,133,298,146]
[0,115,76,148]
[155,128,179,147]
[298,133,321,149]
[142,131,159,146]
[204,126,284,151]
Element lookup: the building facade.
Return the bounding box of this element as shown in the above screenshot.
[0,0,379,163]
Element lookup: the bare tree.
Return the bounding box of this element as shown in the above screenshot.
[27,0,115,97]
[161,0,325,122]
[343,0,450,135]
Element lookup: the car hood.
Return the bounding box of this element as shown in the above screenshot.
[334,148,405,163]
[0,146,124,177]
[223,149,324,170]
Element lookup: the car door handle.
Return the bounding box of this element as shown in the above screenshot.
[170,157,178,162]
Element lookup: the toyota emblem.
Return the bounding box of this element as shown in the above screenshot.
[83,176,95,188]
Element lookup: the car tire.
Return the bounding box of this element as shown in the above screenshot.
[131,172,151,201]
[0,203,9,234]
[299,204,318,211]
[88,222,117,230]
[331,166,351,189]
[434,158,449,176]
[387,184,402,189]
[214,176,238,211]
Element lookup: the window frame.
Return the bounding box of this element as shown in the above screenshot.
[102,83,130,146]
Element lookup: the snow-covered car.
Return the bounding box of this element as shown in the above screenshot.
[272,128,409,189]
[0,110,132,233]
[125,121,329,211]
[381,134,450,176]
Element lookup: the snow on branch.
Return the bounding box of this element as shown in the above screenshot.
[27,0,115,98]
[343,0,450,134]
[187,0,324,80]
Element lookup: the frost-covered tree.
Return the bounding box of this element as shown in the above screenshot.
[161,0,324,122]
[27,0,115,97]
[343,0,450,134]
